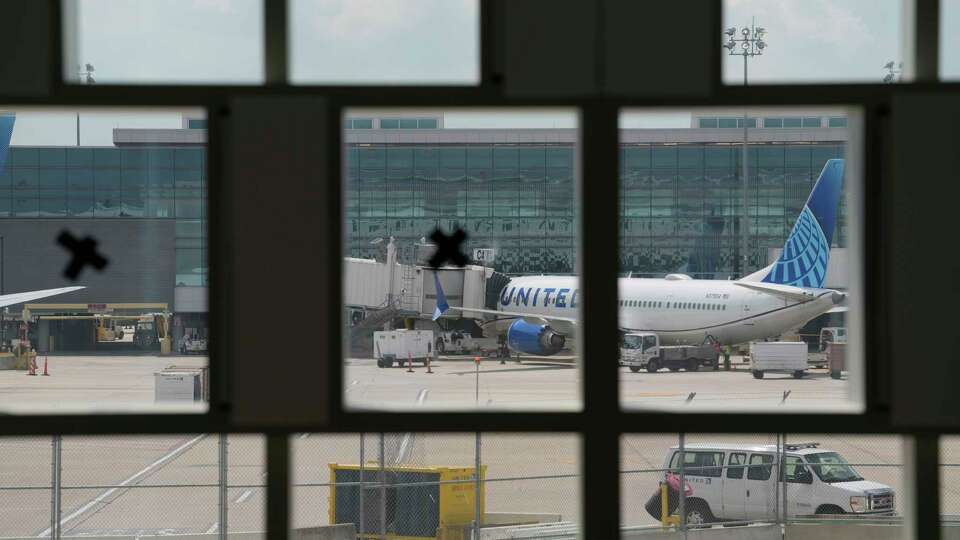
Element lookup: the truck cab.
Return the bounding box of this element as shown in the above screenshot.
[819,327,847,352]
[655,442,895,527]
[620,332,720,373]
[620,332,660,372]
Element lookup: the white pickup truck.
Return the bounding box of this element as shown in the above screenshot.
[620,333,720,373]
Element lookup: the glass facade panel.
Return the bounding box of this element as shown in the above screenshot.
[829,117,848,128]
[803,116,822,128]
[716,118,734,128]
[698,118,718,128]
[763,118,783,128]
[380,119,399,129]
[783,117,802,128]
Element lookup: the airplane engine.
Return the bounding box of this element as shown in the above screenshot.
[506,319,566,356]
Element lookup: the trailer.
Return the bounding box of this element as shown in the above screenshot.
[373,329,434,368]
[750,341,808,379]
[620,333,720,373]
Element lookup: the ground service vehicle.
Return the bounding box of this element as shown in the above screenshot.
[652,442,895,526]
[374,330,434,368]
[620,332,719,373]
[808,326,847,368]
[95,316,124,342]
[750,341,808,379]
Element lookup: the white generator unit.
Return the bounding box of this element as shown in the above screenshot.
[750,341,808,379]
[154,366,209,401]
[373,330,434,368]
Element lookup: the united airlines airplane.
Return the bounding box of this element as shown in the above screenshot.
[434,159,847,357]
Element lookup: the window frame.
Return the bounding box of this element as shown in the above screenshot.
[0,1,948,539]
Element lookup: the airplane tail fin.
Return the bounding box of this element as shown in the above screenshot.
[741,159,844,287]
[431,272,450,321]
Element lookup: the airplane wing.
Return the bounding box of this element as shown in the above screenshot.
[445,305,578,326]
[0,286,85,308]
[733,281,817,302]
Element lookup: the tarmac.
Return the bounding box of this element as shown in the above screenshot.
[345,354,857,412]
[0,353,949,537]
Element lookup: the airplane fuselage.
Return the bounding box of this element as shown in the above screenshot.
[497,275,840,346]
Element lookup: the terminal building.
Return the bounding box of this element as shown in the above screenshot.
[0,110,848,351]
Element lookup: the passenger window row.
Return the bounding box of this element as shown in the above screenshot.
[619,300,727,311]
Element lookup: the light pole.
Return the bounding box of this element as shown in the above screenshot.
[883,61,902,83]
[724,20,767,277]
[76,64,95,146]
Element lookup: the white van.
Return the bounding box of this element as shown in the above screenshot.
[658,442,895,525]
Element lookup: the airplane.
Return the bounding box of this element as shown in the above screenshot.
[433,159,847,357]
[0,286,85,309]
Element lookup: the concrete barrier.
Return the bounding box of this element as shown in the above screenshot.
[622,523,780,540]
[291,524,356,540]
[483,512,564,526]
[0,524,355,540]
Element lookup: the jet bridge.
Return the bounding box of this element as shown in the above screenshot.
[343,258,493,321]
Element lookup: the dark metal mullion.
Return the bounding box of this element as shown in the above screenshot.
[49,0,64,94]
[264,0,289,85]
[911,434,941,540]
[265,434,290,540]
[914,0,940,82]
[580,103,621,539]
[328,99,346,427]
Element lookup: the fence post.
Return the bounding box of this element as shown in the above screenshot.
[379,433,386,540]
[678,433,686,537]
[219,433,228,540]
[773,434,780,526]
[359,433,365,539]
[50,435,62,540]
[474,432,482,540]
[781,433,788,528]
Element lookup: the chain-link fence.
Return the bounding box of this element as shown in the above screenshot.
[621,433,903,533]
[291,433,580,539]
[0,432,916,539]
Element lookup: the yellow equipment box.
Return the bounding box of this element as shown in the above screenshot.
[329,463,486,540]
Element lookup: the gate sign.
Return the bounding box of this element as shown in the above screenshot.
[87,303,111,313]
[473,248,495,263]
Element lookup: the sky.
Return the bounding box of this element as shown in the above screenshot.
[11,0,955,144]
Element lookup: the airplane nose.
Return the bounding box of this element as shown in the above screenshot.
[831,291,846,304]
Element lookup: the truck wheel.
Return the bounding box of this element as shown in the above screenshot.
[376,358,384,368]
[684,500,714,528]
[435,338,445,354]
[629,366,641,373]
[687,358,699,372]
[793,370,804,379]
[646,359,660,373]
[752,370,764,379]
[816,504,845,515]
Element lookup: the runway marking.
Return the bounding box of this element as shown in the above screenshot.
[235,489,254,504]
[205,522,219,534]
[38,434,207,537]
[393,389,428,464]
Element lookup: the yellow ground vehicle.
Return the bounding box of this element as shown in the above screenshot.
[94,315,125,342]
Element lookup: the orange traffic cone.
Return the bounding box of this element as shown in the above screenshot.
[41,356,50,376]
[26,356,36,376]
[407,352,414,373]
